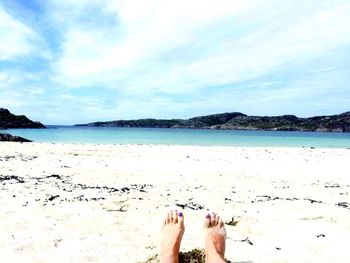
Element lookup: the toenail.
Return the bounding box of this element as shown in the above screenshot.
[178,212,183,217]
[206,214,211,218]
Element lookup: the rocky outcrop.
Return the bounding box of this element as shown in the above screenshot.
[215,112,350,132]
[0,133,32,142]
[76,111,350,132]
[0,108,45,129]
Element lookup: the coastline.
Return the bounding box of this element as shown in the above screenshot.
[0,142,349,262]
[2,126,350,148]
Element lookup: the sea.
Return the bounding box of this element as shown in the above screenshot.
[1,125,350,148]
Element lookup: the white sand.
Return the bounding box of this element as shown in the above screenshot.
[0,142,349,262]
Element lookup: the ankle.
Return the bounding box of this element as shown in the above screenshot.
[205,251,226,263]
[205,241,225,262]
[160,253,179,263]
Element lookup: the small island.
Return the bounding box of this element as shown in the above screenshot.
[76,111,350,132]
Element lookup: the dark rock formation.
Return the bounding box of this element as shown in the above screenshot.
[0,133,32,142]
[76,111,350,132]
[0,108,45,129]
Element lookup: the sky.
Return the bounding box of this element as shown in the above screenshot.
[1,0,350,125]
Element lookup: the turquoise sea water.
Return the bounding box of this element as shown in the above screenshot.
[1,126,350,148]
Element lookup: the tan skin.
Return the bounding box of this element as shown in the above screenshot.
[160,210,226,263]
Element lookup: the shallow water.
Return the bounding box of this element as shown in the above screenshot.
[1,126,350,148]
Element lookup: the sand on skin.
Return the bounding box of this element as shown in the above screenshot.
[0,142,349,262]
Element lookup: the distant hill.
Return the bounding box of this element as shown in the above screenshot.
[0,108,45,129]
[76,111,350,132]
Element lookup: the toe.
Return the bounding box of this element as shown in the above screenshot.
[169,210,174,223]
[212,213,218,226]
[204,213,211,228]
[178,211,184,225]
[215,214,221,226]
[173,210,178,223]
[219,217,224,228]
[166,212,171,224]
[210,212,216,226]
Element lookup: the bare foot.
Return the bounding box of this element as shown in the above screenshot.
[160,210,185,263]
[204,213,227,263]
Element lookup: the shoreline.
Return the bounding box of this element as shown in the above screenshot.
[2,141,350,150]
[0,142,349,262]
[2,127,350,149]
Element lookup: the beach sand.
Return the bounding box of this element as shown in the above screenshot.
[0,142,349,262]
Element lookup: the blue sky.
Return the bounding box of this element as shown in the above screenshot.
[1,0,350,125]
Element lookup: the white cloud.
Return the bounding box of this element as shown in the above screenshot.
[153,1,350,92]
[50,0,350,99]
[0,6,46,61]
[51,0,249,87]
[0,69,45,91]
[0,70,23,90]
[0,68,47,117]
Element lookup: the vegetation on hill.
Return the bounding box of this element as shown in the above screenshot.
[0,108,45,129]
[76,111,350,132]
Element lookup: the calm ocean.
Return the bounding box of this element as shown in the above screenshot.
[1,126,350,148]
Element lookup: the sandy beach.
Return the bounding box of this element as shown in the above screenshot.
[0,142,349,262]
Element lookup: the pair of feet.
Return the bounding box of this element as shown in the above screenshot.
[161,210,226,263]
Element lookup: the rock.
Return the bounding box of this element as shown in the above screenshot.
[175,202,204,210]
[0,175,25,183]
[0,108,45,129]
[336,202,350,209]
[48,195,60,201]
[0,133,32,142]
[240,237,254,245]
[46,174,62,180]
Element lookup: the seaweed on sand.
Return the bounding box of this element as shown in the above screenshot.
[142,248,231,263]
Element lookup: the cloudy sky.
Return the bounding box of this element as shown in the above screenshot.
[1,0,350,125]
